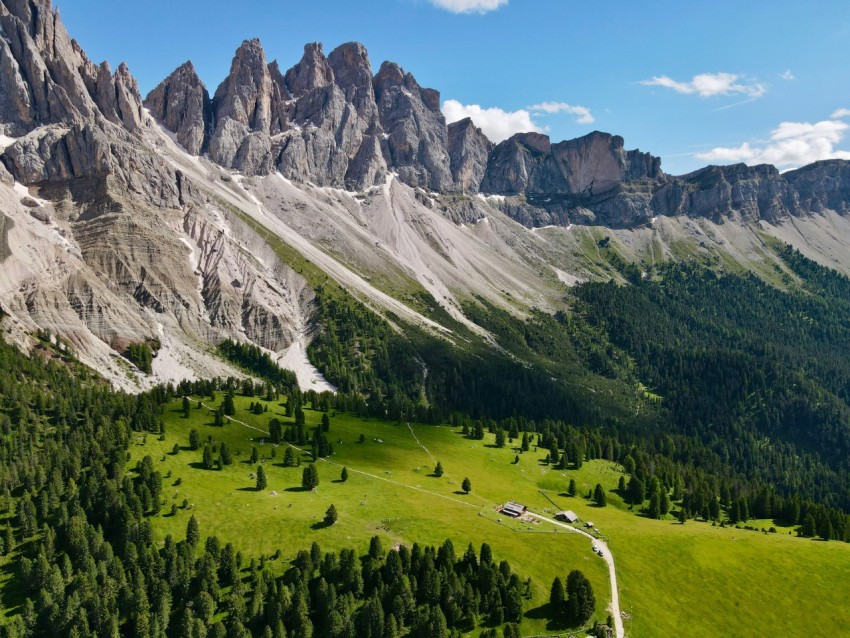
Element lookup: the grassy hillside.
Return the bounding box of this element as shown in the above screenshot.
[141,393,850,637]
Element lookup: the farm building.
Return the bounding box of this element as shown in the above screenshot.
[555,510,579,523]
[501,501,527,517]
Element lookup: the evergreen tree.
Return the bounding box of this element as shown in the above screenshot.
[324,504,338,526]
[302,464,319,490]
[495,429,506,448]
[256,466,267,491]
[223,393,235,416]
[434,461,444,477]
[203,445,215,470]
[182,396,190,418]
[284,447,295,467]
[461,477,472,494]
[660,490,671,516]
[568,479,577,497]
[341,466,349,482]
[593,483,607,507]
[565,570,595,625]
[627,476,645,507]
[219,441,232,465]
[648,492,661,519]
[549,576,565,613]
[189,429,200,450]
[186,515,200,547]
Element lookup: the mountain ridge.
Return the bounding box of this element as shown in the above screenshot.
[140,37,850,229]
[2,0,850,393]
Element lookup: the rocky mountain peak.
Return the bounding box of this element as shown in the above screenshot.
[374,60,453,191]
[327,42,375,113]
[213,38,272,131]
[448,117,493,193]
[284,42,333,98]
[144,59,211,155]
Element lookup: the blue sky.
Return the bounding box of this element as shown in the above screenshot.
[57,0,850,174]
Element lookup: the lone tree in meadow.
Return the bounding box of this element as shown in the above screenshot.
[182,396,190,418]
[568,478,577,497]
[324,504,338,526]
[340,466,349,482]
[593,483,607,507]
[434,461,444,477]
[255,465,268,491]
[302,464,319,490]
[189,429,200,450]
[461,477,472,494]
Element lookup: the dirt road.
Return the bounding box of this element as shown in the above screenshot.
[528,512,625,638]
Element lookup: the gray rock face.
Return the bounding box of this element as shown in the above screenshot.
[276,42,386,189]
[144,61,211,155]
[209,39,274,175]
[267,61,290,135]
[448,118,492,193]
[481,130,662,196]
[284,42,333,98]
[673,163,800,223]
[213,38,272,131]
[785,160,850,214]
[0,0,91,134]
[91,61,145,133]
[374,61,454,192]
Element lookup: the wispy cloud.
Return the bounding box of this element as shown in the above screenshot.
[641,72,766,98]
[696,116,850,169]
[428,0,508,14]
[442,99,540,143]
[780,70,795,80]
[529,102,595,124]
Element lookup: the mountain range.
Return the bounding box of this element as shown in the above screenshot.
[2,0,850,390]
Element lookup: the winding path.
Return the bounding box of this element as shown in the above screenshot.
[528,512,625,638]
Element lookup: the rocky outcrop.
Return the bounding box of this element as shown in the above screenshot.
[785,160,850,214]
[448,118,492,193]
[284,42,333,97]
[481,130,662,197]
[374,61,453,192]
[209,39,274,175]
[144,61,211,155]
[275,42,387,189]
[672,163,801,223]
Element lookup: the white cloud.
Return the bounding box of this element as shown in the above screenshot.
[831,108,850,119]
[529,101,595,124]
[428,0,508,14]
[442,99,540,143]
[696,117,850,169]
[641,72,766,98]
[780,70,795,80]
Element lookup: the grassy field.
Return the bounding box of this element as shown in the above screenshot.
[138,393,850,637]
